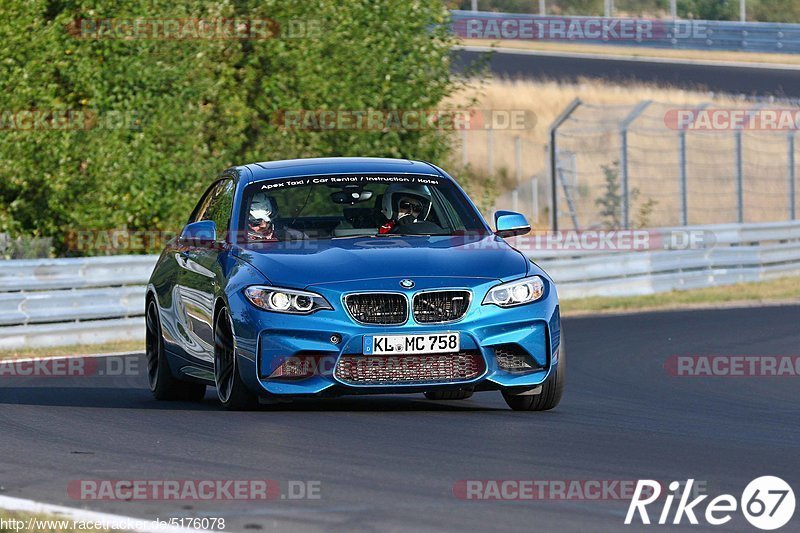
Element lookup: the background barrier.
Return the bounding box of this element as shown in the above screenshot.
[450,10,800,54]
[1,220,799,349]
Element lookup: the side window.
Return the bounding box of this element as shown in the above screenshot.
[189,182,221,224]
[201,179,235,237]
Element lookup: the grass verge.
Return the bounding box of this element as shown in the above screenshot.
[461,38,800,65]
[0,340,143,361]
[560,276,800,316]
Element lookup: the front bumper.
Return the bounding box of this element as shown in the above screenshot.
[227,277,562,397]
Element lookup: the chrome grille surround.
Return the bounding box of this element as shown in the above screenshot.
[344,292,408,325]
[334,351,484,385]
[412,290,471,324]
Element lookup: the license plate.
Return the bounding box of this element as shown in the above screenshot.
[364,333,460,355]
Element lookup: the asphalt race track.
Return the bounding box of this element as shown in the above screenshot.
[1,305,798,532]
[453,48,800,99]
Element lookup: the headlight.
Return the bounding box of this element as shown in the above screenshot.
[482,276,545,307]
[244,286,333,315]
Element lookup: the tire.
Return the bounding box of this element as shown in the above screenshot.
[214,309,259,411]
[424,390,474,401]
[145,299,207,402]
[502,339,565,411]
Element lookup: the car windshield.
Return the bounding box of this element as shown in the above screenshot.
[240,174,487,242]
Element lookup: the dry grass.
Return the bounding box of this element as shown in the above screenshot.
[446,78,799,227]
[462,38,800,65]
[448,76,741,168]
[561,276,800,315]
[0,340,143,361]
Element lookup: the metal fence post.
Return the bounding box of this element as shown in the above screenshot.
[790,132,796,220]
[679,130,688,226]
[461,129,468,167]
[471,0,478,12]
[487,129,494,176]
[514,135,522,214]
[548,98,582,231]
[539,0,546,15]
[620,101,652,230]
[736,130,744,223]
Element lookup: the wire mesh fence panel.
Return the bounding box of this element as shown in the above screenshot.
[685,131,739,225]
[457,99,800,230]
[554,103,632,229]
[742,130,793,222]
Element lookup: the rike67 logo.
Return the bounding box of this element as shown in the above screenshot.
[626,477,795,530]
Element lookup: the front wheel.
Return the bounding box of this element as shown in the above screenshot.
[502,339,565,411]
[145,299,206,402]
[214,309,258,411]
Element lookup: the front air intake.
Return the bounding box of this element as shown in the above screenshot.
[495,344,542,373]
[335,352,484,385]
[344,293,408,325]
[412,290,471,323]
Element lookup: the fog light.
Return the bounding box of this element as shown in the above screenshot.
[269,356,318,379]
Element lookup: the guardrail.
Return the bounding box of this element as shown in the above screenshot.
[0,256,154,350]
[1,220,799,349]
[450,10,800,54]
[538,221,800,299]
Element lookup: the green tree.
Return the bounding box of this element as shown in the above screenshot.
[677,0,738,20]
[750,0,800,22]
[596,161,622,229]
[0,0,461,255]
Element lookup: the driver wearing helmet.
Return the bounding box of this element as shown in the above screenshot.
[378,184,432,234]
[247,193,278,242]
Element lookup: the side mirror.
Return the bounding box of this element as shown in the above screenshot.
[494,210,531,238]
[180,220,218,246]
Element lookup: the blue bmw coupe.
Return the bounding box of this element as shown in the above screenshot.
[146,157,563,410]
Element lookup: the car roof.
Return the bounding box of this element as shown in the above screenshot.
[240,157,447,184]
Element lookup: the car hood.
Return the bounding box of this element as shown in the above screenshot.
[234,235,529,288]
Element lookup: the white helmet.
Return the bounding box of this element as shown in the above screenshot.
[381,184,432,221]
[250,192,277,222]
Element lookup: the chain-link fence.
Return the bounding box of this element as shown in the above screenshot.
[550,100,799,230]
[454,129,546,222]
[456,99,800,230]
